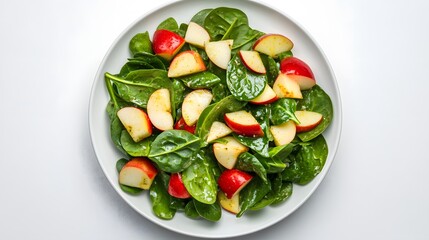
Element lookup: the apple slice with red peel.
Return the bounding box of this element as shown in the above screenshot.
[147,88,174,131]
[218,169,253,199]
[239,50,266,74]
[117,107,152,142]
[168,173,191,199]
[218,191,240,214]
[205,40,233,69]
[273,73,303,99]
[224,110,264,137]
[249,84,278,105]
[270,120,296,146]
[167,50,206,78]
[174,117,196,134]
[181,89,213,126]
[295,110,323,133]
[207,121,233,143]
[152,29,185,61]
[184,22,210,49]
[280,57,316,90]
[213,136,248,169]
[253,34,294,58]
[119,158,158,190]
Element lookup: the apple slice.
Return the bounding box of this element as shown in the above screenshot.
[117,107,152,142]
[168,173,191,199]
[218,191,240,214]
[181,89,213,126]
[213,136,248,169]
[270,120,296,146]
[174,117,196,134]
[205,40,233,69]
[218,169,253,199]
[147,88,174,131]
[249,84,279,105]
[207,121,233,143]
[152,29,185,61]
[280,57,316,90]
[253,34,294,58]
[119,158,158,190]
[295,110,323,133]
[273,73,303,99]
[224,110,264,137]
[239,50,266,74]
[167,50,206,78]
[184,22,210,49]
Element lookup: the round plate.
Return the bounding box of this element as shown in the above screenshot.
[89,0,342,238]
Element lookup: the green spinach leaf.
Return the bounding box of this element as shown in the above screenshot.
[260,54,279,86]
[234,134,269,158]
[236,152,268,183]
[150,172,176,220]
[270,98,300,125]
[237,176,271,217]
[177,71,221,89]
[129,31,153,55]
[156,17,179,31]
[184,200,200,219]
[191,8,213,26]
[193,200,221,222]
[120,130,152,157]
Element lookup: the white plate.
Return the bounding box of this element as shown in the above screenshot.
[89,0,342,238]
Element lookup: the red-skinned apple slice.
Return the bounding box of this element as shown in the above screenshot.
[181,89,213,126]
[218,191,240,214]
[295,110,323,133]
[224,110,264,137]
[152,29,185,61]
[239,50,266,74]
[249,84,278,105]
[117,107,152,142]
[270,120,296,146]
[119,158,158,190]
[174,117,196,134]
[273,73,303,99]
[168,173,191,199]
[280,56,316,90]
[205,40,233,69]
[218,169,253,199]
[253,34,294,58]
[167,50,206,78]
[147,88,174,131]
[213,136,248,169]
[206,121,232,143]
[184,22,210,49]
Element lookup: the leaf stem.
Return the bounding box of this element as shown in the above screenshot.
[104,73,118,108]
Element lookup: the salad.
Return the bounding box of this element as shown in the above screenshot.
[104,7,333,221]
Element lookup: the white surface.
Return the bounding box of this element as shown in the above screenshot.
[0,0,428,239]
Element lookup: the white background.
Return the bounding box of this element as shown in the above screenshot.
[1,0,428,239]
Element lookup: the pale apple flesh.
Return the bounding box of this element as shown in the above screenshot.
[280,56,316,90]
[117,107,152,142]
[184,22,210,49]
[218,191,240,214]
[167,50,206,78]
[147,88,174,131]
[270,120,296,146]
[295,110,323,132]
[239,50,266,74]
[253,34,294,58]
[206,121,233,143]
[272,73,303,99]
[249,84,278,105]
[152,29,185,61]
[224,110,264,137]
[213,136,248,169]
[181,89,213,126]
[119,158,158,190]
[205,40,233,69]
[218,169,253,199]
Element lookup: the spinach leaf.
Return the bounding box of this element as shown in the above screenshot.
[156,17,179,31]
[129,31,153,55]
[148,130,201,172]
[195,95,246,144]
[131,52,168,70]
[226,54,266,101]
[105,69,171,109]
[236,152,268,183]
[177,71,221,89]
[278,50,293,61]
[260,54,279,86]
[150,172,176,220]
[203,7,248,41]
[250,105,273,141]
[184,200,200,219]
[193,200,221,222]
[211,83,229,103]
[191,8,213,26]
[282,135,328,185]
[237,176,271,217]
[256,154,287,174]
[120,130,152,157]
[116,158,142,194]
[234,134,269,158]
[182,150,217,204]
[177,23,188,38]
[171,79,187,121]
[118,61,155,77]
[270,98,300,125]
[297,85,333,142]
[272,181,293,205]
[269,143,295,163]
